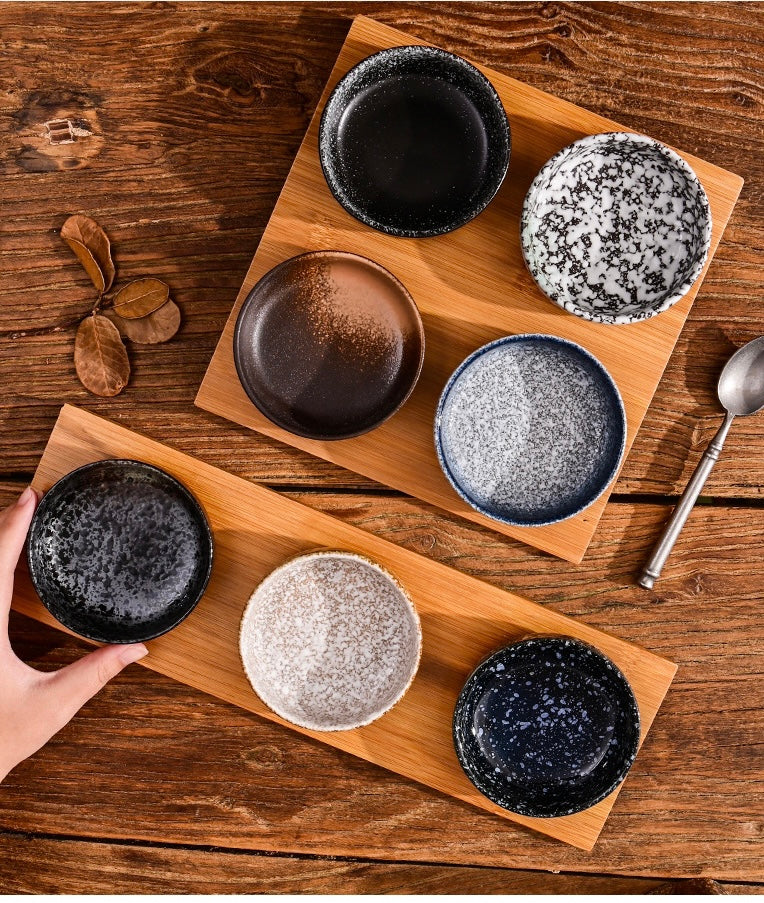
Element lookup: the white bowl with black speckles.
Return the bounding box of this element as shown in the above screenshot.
[434,334,627,527]
[239,551,422,732]
[520,132,712,325]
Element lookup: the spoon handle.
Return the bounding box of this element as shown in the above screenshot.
[638,411,735,589]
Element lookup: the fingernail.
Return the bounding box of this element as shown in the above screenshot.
[120,643,149,666]
[17,486,35,507]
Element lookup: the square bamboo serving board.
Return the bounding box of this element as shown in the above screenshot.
[12,405,677,850]
[196,15,743,564]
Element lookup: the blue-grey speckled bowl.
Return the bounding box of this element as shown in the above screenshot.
[434,334,627,527]
[27,459,213,644]
[319,45,510,237]
[521,132,712,325]
[453,636,641,818]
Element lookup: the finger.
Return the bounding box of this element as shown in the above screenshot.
[0,487,38,623]
[0,487,37,573]
[36,643,148,731]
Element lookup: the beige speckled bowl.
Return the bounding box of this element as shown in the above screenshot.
[239,550,422,731]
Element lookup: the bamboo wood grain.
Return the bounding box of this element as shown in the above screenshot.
[195,15,744,564]
[12,404,676,851]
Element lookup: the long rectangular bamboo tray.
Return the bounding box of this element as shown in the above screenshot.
[195,15,743,564]
[11,405,677,850]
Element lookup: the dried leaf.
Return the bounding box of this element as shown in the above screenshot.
[74,314,130,397]
[61,214,115,293]
[104,299,181,344]
[111,278,170,319]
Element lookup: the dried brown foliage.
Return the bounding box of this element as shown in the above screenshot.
[59,215,180,396]
[112,278,170,319]
[105,300,181,344]
[74,315,131,397]
[61,214,115,294]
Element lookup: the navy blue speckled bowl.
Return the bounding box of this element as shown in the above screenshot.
[319,45,510,237]
[453,636,641,818]
[27,459,213,644]
[434,334,627,527]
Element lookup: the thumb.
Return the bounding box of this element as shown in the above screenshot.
[38,643,148,730]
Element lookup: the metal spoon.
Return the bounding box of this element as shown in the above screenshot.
[638,336,764,590]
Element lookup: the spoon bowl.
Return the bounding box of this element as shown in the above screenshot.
[718,335,764,416]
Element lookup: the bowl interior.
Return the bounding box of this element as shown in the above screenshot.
[521,132,711,324]
[27,460,213,644]
[234,251,424,440]
[239,551,422,731]
[320,45,510,237]
[453,636,641,817]
[435,335,627,526]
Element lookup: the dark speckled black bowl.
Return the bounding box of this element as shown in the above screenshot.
[319,45,510,237]
[453,636,640,818]
[27,460,214,644]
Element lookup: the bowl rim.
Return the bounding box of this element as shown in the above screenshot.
[520,131,713,325]
[452,635,642,818]
[26,458,214,644]
[238,549,423,732]
[434,333,628,527]
[233,249,425,441]
[318,44,511,238]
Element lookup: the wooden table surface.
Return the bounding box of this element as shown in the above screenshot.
[1,1,762,894]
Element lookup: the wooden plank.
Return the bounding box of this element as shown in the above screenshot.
[1,834,749,895]
[3,318,764,498]
[0,835,740,896]
[195,14,743,564]
[1,4,761,497]
[11,404,676,850]
[3,496,760,879]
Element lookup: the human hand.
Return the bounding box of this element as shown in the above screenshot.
[0,486,148,782]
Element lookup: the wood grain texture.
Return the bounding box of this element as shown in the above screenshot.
[195,15,742,563]
[0,0,762,887]
[2,835,756,895]
[1,3,762,498]
[11,405,677,850]
[2,493,761,879]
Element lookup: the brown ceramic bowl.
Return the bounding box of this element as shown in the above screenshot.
[233,251,425,440]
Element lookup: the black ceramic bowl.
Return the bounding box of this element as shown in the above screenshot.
[319,45,511,237]
[27,460,214,644]
[453,636,641,818]
[233,251,425,440]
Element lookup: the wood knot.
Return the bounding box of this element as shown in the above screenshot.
[682,572,709,596]
[11,88,104,173]
[417,533,437,553]
[242,744,286,772]
[690,416,719,451]
[193,52,271,106]
[540,42,574,68]
[732,90,754,108]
